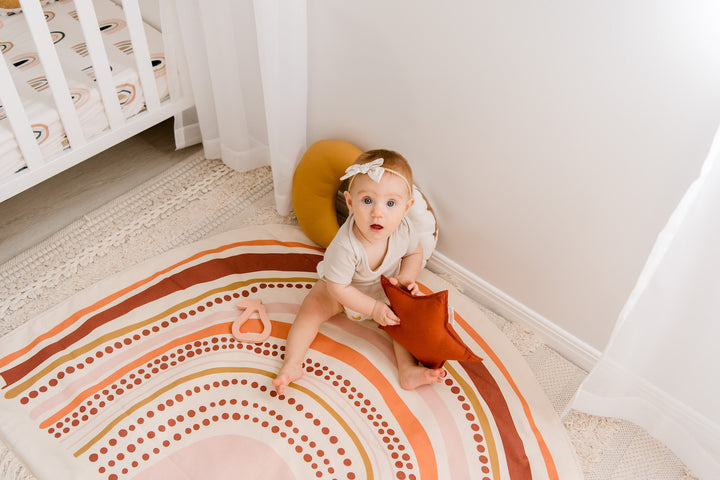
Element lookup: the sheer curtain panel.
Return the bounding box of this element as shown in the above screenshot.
[253,0,308,215]
[173,0,307,215]
[572,125,720,479]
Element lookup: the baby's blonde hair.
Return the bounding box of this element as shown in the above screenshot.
[347,149,413,193]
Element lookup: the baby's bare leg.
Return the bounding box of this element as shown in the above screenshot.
[273,281,342,395]
[393,341,446,390]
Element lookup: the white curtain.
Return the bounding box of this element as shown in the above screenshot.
[170,0,307,215]
[572,126,720,479]
[253,0,308,215]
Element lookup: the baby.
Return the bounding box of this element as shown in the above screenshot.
[273,149,446,394]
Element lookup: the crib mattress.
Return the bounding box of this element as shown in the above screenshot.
[0,0,168,180]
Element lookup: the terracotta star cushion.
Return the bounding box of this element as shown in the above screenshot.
[379,276,482,369]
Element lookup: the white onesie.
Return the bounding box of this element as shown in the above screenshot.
[317,215,419,321]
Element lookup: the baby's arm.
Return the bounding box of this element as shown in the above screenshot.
[394,244,424,295]
[325,280,400,326]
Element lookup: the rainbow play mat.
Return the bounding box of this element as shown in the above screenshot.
[0,225,581,479]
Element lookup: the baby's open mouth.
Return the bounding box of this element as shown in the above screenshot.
[370,224,384,232]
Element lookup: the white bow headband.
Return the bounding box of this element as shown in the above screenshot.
[340,158,412,194]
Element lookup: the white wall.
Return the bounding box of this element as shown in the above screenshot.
[306,0,720,357]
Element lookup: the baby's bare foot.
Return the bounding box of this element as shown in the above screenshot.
[272,363,304,395]
[399,365,446,390]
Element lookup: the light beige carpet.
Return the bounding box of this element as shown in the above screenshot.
[0,151,697,480]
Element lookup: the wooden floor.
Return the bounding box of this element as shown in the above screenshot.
[0,119,202,264]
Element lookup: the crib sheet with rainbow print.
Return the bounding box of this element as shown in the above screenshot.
[0,224,582,479]
[0,0,168,180]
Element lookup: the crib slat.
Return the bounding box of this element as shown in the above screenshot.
[0,50,44,169]
[20,0,86,150]
[122,0,160,111]
[74,0,124,130]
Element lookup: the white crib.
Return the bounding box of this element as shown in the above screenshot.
[0,0,194,203]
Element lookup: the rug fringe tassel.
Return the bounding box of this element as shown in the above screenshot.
[0,445,33,480]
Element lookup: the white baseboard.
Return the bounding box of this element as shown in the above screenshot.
[427,252,602,372]
[174,122,202,150]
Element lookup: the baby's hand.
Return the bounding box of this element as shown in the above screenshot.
[389,277,421,296]
[371,300,400,326]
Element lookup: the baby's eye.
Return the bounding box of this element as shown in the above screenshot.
[386,200,396,207]
[362,197,372,205]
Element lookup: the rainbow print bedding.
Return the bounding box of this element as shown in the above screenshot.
[0,0,168,180]
[0,225,582,479]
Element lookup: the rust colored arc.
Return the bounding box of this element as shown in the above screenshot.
[459,360,533,480]
[1,252,321,388]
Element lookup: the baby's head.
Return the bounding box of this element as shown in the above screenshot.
[345,149,413,197]
[341,149,415,241]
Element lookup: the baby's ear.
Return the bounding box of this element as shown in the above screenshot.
[404,197,415,214]
[344,190,353,211]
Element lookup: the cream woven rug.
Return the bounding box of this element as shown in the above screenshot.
[0,151,696,479]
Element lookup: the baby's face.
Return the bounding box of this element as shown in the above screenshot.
[345,172,414,245]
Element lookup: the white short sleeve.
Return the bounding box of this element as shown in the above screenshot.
[316,220,358,285]
[318,240,357,285]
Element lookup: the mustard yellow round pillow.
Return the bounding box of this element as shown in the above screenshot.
[292,140,362,248]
